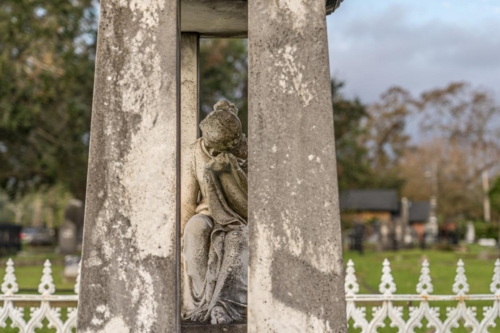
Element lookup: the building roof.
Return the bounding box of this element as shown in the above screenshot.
[339,189,399,212]
[409,201,431,223]
[326,0,344,15]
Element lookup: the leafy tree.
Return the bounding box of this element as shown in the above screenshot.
[331,80,372,190]
[359,86,415,191]
[0,0,97,200]
[491,177,500,217]
[199,39,248,134]
[418,82,500,186]
[365,86,414,172]
[400,140,484,220]
[400,82,500,221]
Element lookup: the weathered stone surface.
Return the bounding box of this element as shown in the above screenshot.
[248,0,347,332]
[181,33,199,151]
[326,0,345,14]
[181,104,248,325]
[180,32,200,319]
[77,0,179,332]
[181,0,248,37]
[180,0,346,36]
[181,322,247,333]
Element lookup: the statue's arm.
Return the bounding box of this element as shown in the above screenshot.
[181,144,200,234]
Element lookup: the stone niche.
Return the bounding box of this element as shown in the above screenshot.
[77,0,347,332]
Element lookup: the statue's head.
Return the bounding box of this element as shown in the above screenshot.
[200,101,242,153]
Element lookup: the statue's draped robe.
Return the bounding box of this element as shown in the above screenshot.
[183,151,248,322]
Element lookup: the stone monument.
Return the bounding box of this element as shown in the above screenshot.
[59,221,77,255]
[181,101,248,325]
[465,221,475,244]
[58,199,83,254]
[77,0,347,332]
[401,198,413,247]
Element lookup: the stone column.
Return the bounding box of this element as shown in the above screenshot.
[401,197,410,246]
[248,1,347,332]
[180,32,199,317]
[77,1,179,332]
[180,33,199,150]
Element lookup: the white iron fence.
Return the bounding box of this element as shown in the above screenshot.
[0,258,499,332]
[0,259,79,332]
[346,259,500,332]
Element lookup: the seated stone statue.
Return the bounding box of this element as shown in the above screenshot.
[181,100,248,325]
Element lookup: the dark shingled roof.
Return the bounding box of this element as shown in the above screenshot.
[409,201,431,223]
[339,189,399,212]
[326,0,344,15]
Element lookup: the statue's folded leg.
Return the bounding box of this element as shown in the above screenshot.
[183,214,213,297]
[209,225,248,321]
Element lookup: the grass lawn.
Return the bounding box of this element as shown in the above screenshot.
[1,245,500,332]
[344,244,499,295]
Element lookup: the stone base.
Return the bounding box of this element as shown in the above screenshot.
[181,322,247,333]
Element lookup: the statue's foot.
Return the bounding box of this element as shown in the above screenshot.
[210,306,233,325]
[190,312,205,322]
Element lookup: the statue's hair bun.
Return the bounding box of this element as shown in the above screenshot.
[213,100,238,116]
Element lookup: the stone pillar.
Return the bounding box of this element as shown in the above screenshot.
[77,0,179,332]
[180,33,199,150]
[401,197,412,246]
[248,1,347,332]
[180,32,199,317]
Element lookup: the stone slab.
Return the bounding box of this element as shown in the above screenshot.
[181,0,248,37]
[180,0,346,36]
[248,0,347,332]
[77,0,179,332]
[181,323,247,333]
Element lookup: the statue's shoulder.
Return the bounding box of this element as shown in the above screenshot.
[188,138,205,160]
[186,138,202,151]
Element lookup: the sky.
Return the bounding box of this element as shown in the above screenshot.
[326,0,500,103]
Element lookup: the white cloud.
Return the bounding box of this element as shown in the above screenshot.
[327,0,500,102]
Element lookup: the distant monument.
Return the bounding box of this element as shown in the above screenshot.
[465,221,475,244]
[58,199,83,255]
[77,0,347,332]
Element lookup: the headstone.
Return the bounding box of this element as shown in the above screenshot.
[401,197,413,246]
[369,220,380,243]
[465,221,475,244]
[62,255,80,282]
[59,221,77,254]
[478,238,497,247]
[62,199,84,248]
[380,222,390,250]
[425,197,439,244]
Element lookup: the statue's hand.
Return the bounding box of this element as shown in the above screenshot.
[208,152,231,171]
